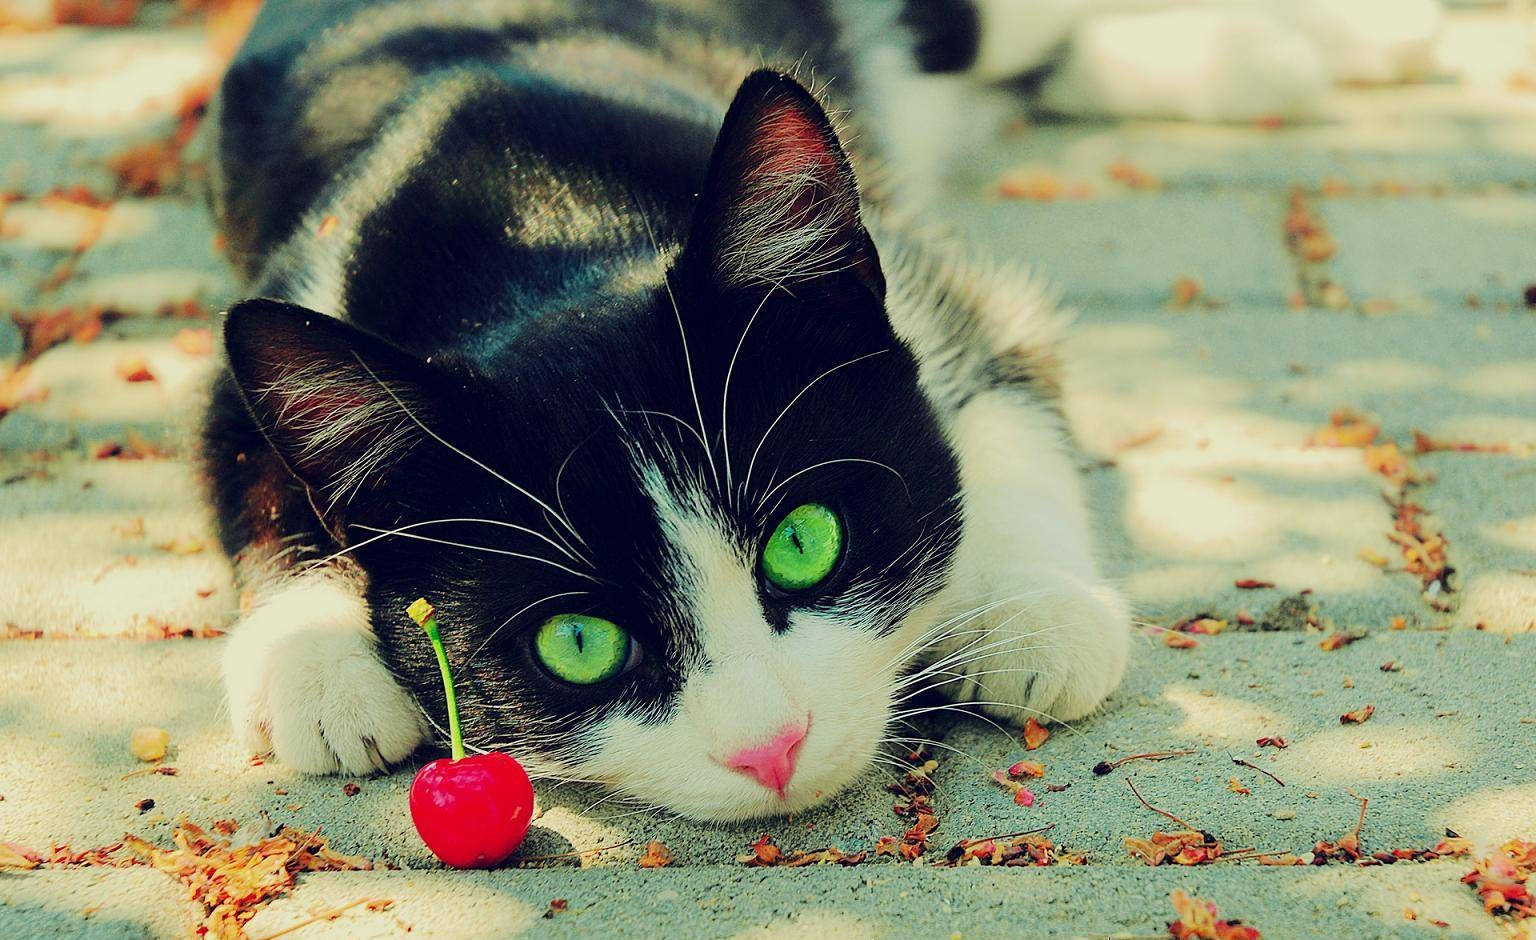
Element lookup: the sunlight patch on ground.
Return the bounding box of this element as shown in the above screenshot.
[1164,686,1289,743]
[1478,514,1536,553]
[67,268,227,314]
[0,198,155,250]
[1290,725,1468,784]
[1285,357,1445,406]
[0,30,212,134]
[525,804,640,868]
[1431,783,1536,849]
[1420,413,1536,449]
[731,913,879,940]
[1124,470,1387,562]
[1452,571,1536,631]
[1457,361,1536,401]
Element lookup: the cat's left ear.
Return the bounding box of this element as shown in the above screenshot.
[687,70,883,298]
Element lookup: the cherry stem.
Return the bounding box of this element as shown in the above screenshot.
[409,598,464,761]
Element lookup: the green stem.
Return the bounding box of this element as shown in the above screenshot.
[409,598,464,761]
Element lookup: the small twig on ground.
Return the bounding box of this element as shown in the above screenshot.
[953,824,1056,848]
[1231,757,1286,787]
[1125,777,1199,832]
[248,896,380,940]
[1092,749,1196,775]
[120,766,178,780]
[512,839,634,866]
[1346,790,1369,843]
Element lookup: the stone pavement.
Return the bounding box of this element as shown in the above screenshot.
[2,4,1535,939]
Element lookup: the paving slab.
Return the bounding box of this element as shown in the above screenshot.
[2,634,1531,937]
[2,634,1531,867]
[937,191,1293,309]
[1324,194,1536,309]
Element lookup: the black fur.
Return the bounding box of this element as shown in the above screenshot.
[205,0,963,759]
[899,0,982,73]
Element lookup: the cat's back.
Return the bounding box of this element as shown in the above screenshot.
[213,0,843,352]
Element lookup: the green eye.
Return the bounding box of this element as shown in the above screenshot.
[534,614,631,684]
[761,503,844,592]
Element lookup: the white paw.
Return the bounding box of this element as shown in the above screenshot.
[938,576,1131,726]
[223,576,427,774]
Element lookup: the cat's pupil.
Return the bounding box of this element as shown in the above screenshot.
[789,528,805,554]
[573,624,584,653]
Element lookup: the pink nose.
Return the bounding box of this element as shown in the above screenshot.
[725,724,807,797]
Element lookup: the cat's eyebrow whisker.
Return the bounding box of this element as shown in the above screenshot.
[633,205,719,490]
[719,282,778,509]
[349,524,601,582]
[359,515,581,562]
[740,348,889,503]
[604,405,713,459]
[468,590,590,664]
[351,355,593,555]
[754,457,909,513]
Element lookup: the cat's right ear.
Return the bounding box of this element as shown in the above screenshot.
[222,299,438,510]
[686,69,883,299]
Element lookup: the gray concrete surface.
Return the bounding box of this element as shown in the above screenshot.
[3,4,1536,939]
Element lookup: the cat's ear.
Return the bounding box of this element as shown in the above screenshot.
[222,298,437,510]
[687,70,883,297]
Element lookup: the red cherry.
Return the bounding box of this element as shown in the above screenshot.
[409,752,534,868]
[404,598,535,869]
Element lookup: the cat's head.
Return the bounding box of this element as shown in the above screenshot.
[223,71,963,820]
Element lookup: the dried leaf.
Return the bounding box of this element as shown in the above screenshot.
[1463,839,1536,920]
[1168,889,1263,939]
[638,841,674,869]
[1309,408,1378,448]
[1340,705,1375,725]
[1023,717,1050,750]
[1255,736,1288,749]
[172,328,213,356]
[0,843,41,870]
[114,355,156,383]
[1163,631,1200,649]
[1234,579,1275,590]
[1319,632,1365,652]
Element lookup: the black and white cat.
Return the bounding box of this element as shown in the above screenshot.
[203,0,1131,822]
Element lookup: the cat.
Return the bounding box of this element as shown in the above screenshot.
[203,0,1133,822]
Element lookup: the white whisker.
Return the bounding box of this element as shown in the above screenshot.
[740,349,888,503]
[351,355,592,554]
[350,524,600,581]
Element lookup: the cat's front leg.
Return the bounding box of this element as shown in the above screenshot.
[928,391,1131,725]
[223,566,427,774]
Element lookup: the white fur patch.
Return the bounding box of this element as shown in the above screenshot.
[929,389,1130,724]
[222,568,427,774]
[578,464,909,820]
